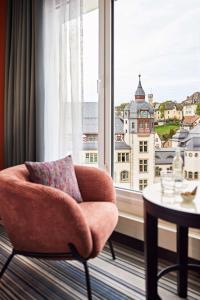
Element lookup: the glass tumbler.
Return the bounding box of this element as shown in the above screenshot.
[160,170,175,196]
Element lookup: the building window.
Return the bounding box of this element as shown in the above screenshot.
[184,171,187,178]
[132,122,134,129]
[194,172,198,179]
[195,153,198,157]
[120,170,129,182]
[139,179,148,191]
[188,172,193,179]
[139,141,148,152]
[116,134,123,141]
[155,166,161,177]
[189,153,193,157]
[87,135,97,142]
[139,159,148,172]
[85,153,98,164]
[117,152,129,163]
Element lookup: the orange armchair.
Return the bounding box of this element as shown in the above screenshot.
[0,164,118,300]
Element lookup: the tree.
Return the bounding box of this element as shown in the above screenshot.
[159,104,165,119]
[115,102,129,116]
[169,128,175,138]
[196,102,200,116]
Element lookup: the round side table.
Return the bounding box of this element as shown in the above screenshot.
[143,182,200,300]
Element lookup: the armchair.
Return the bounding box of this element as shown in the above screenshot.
[0,164,118,300]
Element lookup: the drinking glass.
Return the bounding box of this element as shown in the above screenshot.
[160,170,175,196]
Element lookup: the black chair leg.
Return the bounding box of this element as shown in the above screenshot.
[83,261,92,300]
[0,250,15,278]
[108,239,116,260]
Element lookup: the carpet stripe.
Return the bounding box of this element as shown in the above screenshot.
[0,227,199,300]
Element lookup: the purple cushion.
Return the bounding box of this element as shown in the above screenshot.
[25,156,82,203]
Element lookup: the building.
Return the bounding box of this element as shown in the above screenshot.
[154,102,183,121]
[182,115,200,130]
[182,104,197,117]
[171,127,189,148]
[124,75,155,191]
[154,148,184,182]
[182,91,200,116]
[179,124,200,180]
[82,102,132,189]
[155,132,162,148]
[163,102,183,121]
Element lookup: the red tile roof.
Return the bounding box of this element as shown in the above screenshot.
[183,115,200,124]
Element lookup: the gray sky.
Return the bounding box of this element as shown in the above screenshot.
[83,0,200,105]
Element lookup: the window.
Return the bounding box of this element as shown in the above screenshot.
[139,179,148,191]
[155,166,161,177]
[194,172,198,179]
[120,171,129,182]
[116,134,123,141]
[81,2,99,166]
[112,0,200,192]
[139,160,148,173]
[184,171,187,178]
[85,153,98,164]
[139,141,148,152]
[188,172,193,179]
[189,153,193,157]
[117,152,129,163]
[195,153,198,157]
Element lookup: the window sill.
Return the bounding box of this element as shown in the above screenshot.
[116,187,200,260]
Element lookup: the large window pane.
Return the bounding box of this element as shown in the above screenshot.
[113,0,200,191]
[81,1,99,166]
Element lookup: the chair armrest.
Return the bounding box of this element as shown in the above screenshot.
[75,165,116,203]
[0,176,92,258]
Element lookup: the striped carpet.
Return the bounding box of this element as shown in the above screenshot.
[0,226,199,300]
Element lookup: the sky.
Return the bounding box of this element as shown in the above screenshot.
[83,0,200,105]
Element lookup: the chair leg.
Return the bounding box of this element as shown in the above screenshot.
[108,239,116,260]
[83,261,92,300]
[0,250,15,278]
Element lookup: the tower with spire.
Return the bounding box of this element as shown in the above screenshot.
[123,75,155,190]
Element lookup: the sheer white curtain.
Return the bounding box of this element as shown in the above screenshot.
[43,0,83,162]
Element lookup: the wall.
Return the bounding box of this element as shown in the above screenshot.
[0,0,7,169]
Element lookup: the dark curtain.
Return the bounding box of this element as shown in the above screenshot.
[4,0,44,167]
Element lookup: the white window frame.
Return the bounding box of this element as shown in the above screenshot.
[139,179,148,191]
[139,141,148,153]
[85,152,98,164]
[120,170,129,182]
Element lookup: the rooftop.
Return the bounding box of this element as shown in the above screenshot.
[155,148,184,165]
[83,102,124,134]
[182,115,200,125]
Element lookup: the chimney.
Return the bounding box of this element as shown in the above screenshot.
[148,94,153,106]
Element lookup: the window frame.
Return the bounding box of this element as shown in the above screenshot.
[98,0,147,215]
[139,159,148,173]
[139,179,148,191]
[120,170,129,182]
[139,141,148,153]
